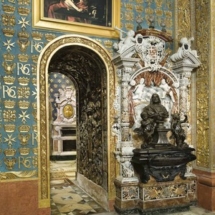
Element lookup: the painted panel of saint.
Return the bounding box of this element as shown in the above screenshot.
[44,0,112,27]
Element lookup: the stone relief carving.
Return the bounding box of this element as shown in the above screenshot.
[122,161,134,178]
[129,74,179,130]
[135,34,166,71]
[112,28,200,184]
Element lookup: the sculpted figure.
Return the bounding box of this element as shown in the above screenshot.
[133,78,146,100]
[159,79,175,102]
[170,113,189,149]
[135,93,169,147]
[141,93,169,122]
[113,28,136,53]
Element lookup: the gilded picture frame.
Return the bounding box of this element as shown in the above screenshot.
[33,0,120,38]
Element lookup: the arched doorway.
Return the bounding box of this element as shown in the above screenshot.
[37,35,116,210]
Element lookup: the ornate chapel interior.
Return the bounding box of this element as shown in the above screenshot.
[1,1,215,215]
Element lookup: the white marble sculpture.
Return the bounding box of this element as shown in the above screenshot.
[113,27,136,54]
[170,37,198,62]
[112,29,200,184]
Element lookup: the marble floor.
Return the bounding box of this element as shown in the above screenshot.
[50,160,215,215]
[50,160,107,215]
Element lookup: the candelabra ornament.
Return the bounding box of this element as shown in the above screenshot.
[148,16,155,29]
[131,94,196,183]
[136,16,143,31]
[160,20,166,32]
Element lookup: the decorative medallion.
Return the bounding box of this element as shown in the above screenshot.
[2,62,16,74]
[3,76,15,85]
[63,104,74,119]
[4,157,16,170]
[4,124,15,133]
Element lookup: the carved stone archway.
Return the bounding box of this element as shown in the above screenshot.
[37,35,116,209]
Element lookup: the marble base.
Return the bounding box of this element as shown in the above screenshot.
[138,204,191,215]
[114,176,197,214]
[114,204,139,215]
[114,177,139,211]
[194,169,215,211]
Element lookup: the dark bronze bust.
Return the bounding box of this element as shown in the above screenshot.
[141,93,169,122]
[135,93,169,147]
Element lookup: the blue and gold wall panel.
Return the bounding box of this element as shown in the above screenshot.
[0,0,175,179]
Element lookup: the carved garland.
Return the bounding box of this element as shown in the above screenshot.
[37,35,116,204]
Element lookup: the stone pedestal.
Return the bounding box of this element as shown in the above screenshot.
[193,169,215,211]
[114,178,139,214]
[138,176,197,214]
[114,176,197,215]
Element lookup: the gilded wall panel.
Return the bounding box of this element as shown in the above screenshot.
[37,36,116,203]
[195,0,210,168]
[176,0,191,44]
[210,0,215,170]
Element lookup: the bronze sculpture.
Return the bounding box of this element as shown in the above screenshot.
[170,113,189,149]
[132,94,196,183]
[135,93,169,148]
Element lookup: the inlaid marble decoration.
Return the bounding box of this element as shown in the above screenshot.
[144,183,187,201]
[122,186,139,200]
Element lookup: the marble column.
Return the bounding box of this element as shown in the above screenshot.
[112,56,140,213]
[171,51,201,146]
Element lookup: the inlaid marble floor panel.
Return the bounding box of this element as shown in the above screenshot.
[51,179,107,215]
[50,160,215,215]
[50,160,107,215]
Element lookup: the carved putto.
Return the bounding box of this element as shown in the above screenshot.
[114,28,136,54]
[170,113,189,149]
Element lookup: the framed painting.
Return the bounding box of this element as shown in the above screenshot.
[33,0,120,38]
